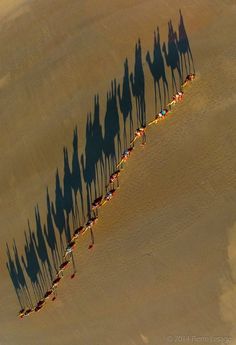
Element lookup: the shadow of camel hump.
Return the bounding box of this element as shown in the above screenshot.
[71,126,85,225]
[162,20,182,93]
[118,58,133,148]
[33,205,53,284]
[21,225,45,302]
[91,94,105,196]
[81,112,98,217]
[63,147,74,241]
[178,9,195,75]
[146,27,169,111]
[81,94,106,217]
[130,39,146,128]
[103,79,121,186]
[52,169,66,256]
[44,188,60,271]
[6,243,32,309]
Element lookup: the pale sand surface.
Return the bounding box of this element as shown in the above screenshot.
[0,1,236,344]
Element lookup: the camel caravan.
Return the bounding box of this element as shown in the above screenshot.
[18,71,195,319]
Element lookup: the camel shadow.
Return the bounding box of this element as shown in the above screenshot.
[118,58,133,149]
[103,80,121,187]
[91,95,105,197]
[162,20,182,93]
[62,147,74,241]
[146,27,169,111]
[32,205,53,284]
[21,225,46,303]
[80,93,106,213]
[6,242,33,309]
[5,15,196,312]
[177,9,195,76]
[71,126,85,225]
[52,169,66,257]
[44,188,60,271]
[130,39,146,128]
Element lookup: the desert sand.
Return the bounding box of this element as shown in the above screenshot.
[0,1,236,344]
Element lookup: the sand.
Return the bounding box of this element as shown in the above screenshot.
[0,1,236,344]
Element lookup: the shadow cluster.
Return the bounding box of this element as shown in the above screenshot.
[6,11,195,311]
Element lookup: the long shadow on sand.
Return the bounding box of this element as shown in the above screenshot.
[6,13,195,312]
[32,206,53,284]
[44,188,61,271]
[130,39,146,128]
[71,126,85,225]
[21,225,47,302]
[103,80,121,184]
[52,169,66,257]
[118,58,134,149]
[146,27,169,111]
[62,147,74,241]
[162,20,182,93]
[6,243,32,309]
[177,9,195,76]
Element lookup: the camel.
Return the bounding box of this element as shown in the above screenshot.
[24,308,34,317]
[64,241,76,258]
[108,170,120,189]
[102,189,116,206]
[58,259,71,274]
[117,147,133,168]
[148,109,169,125]
[52,276,62,289]
[34,303,44,313]
[18,309,25,318]
[44,289,54,300]
[182,73,195,88]
[92,196,103,210]
[131,126,146,146]
[167,90,184,107]
[81,217,98,236]
[71,226,84,241]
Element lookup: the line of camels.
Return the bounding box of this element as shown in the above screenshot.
[18,72,195,318]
